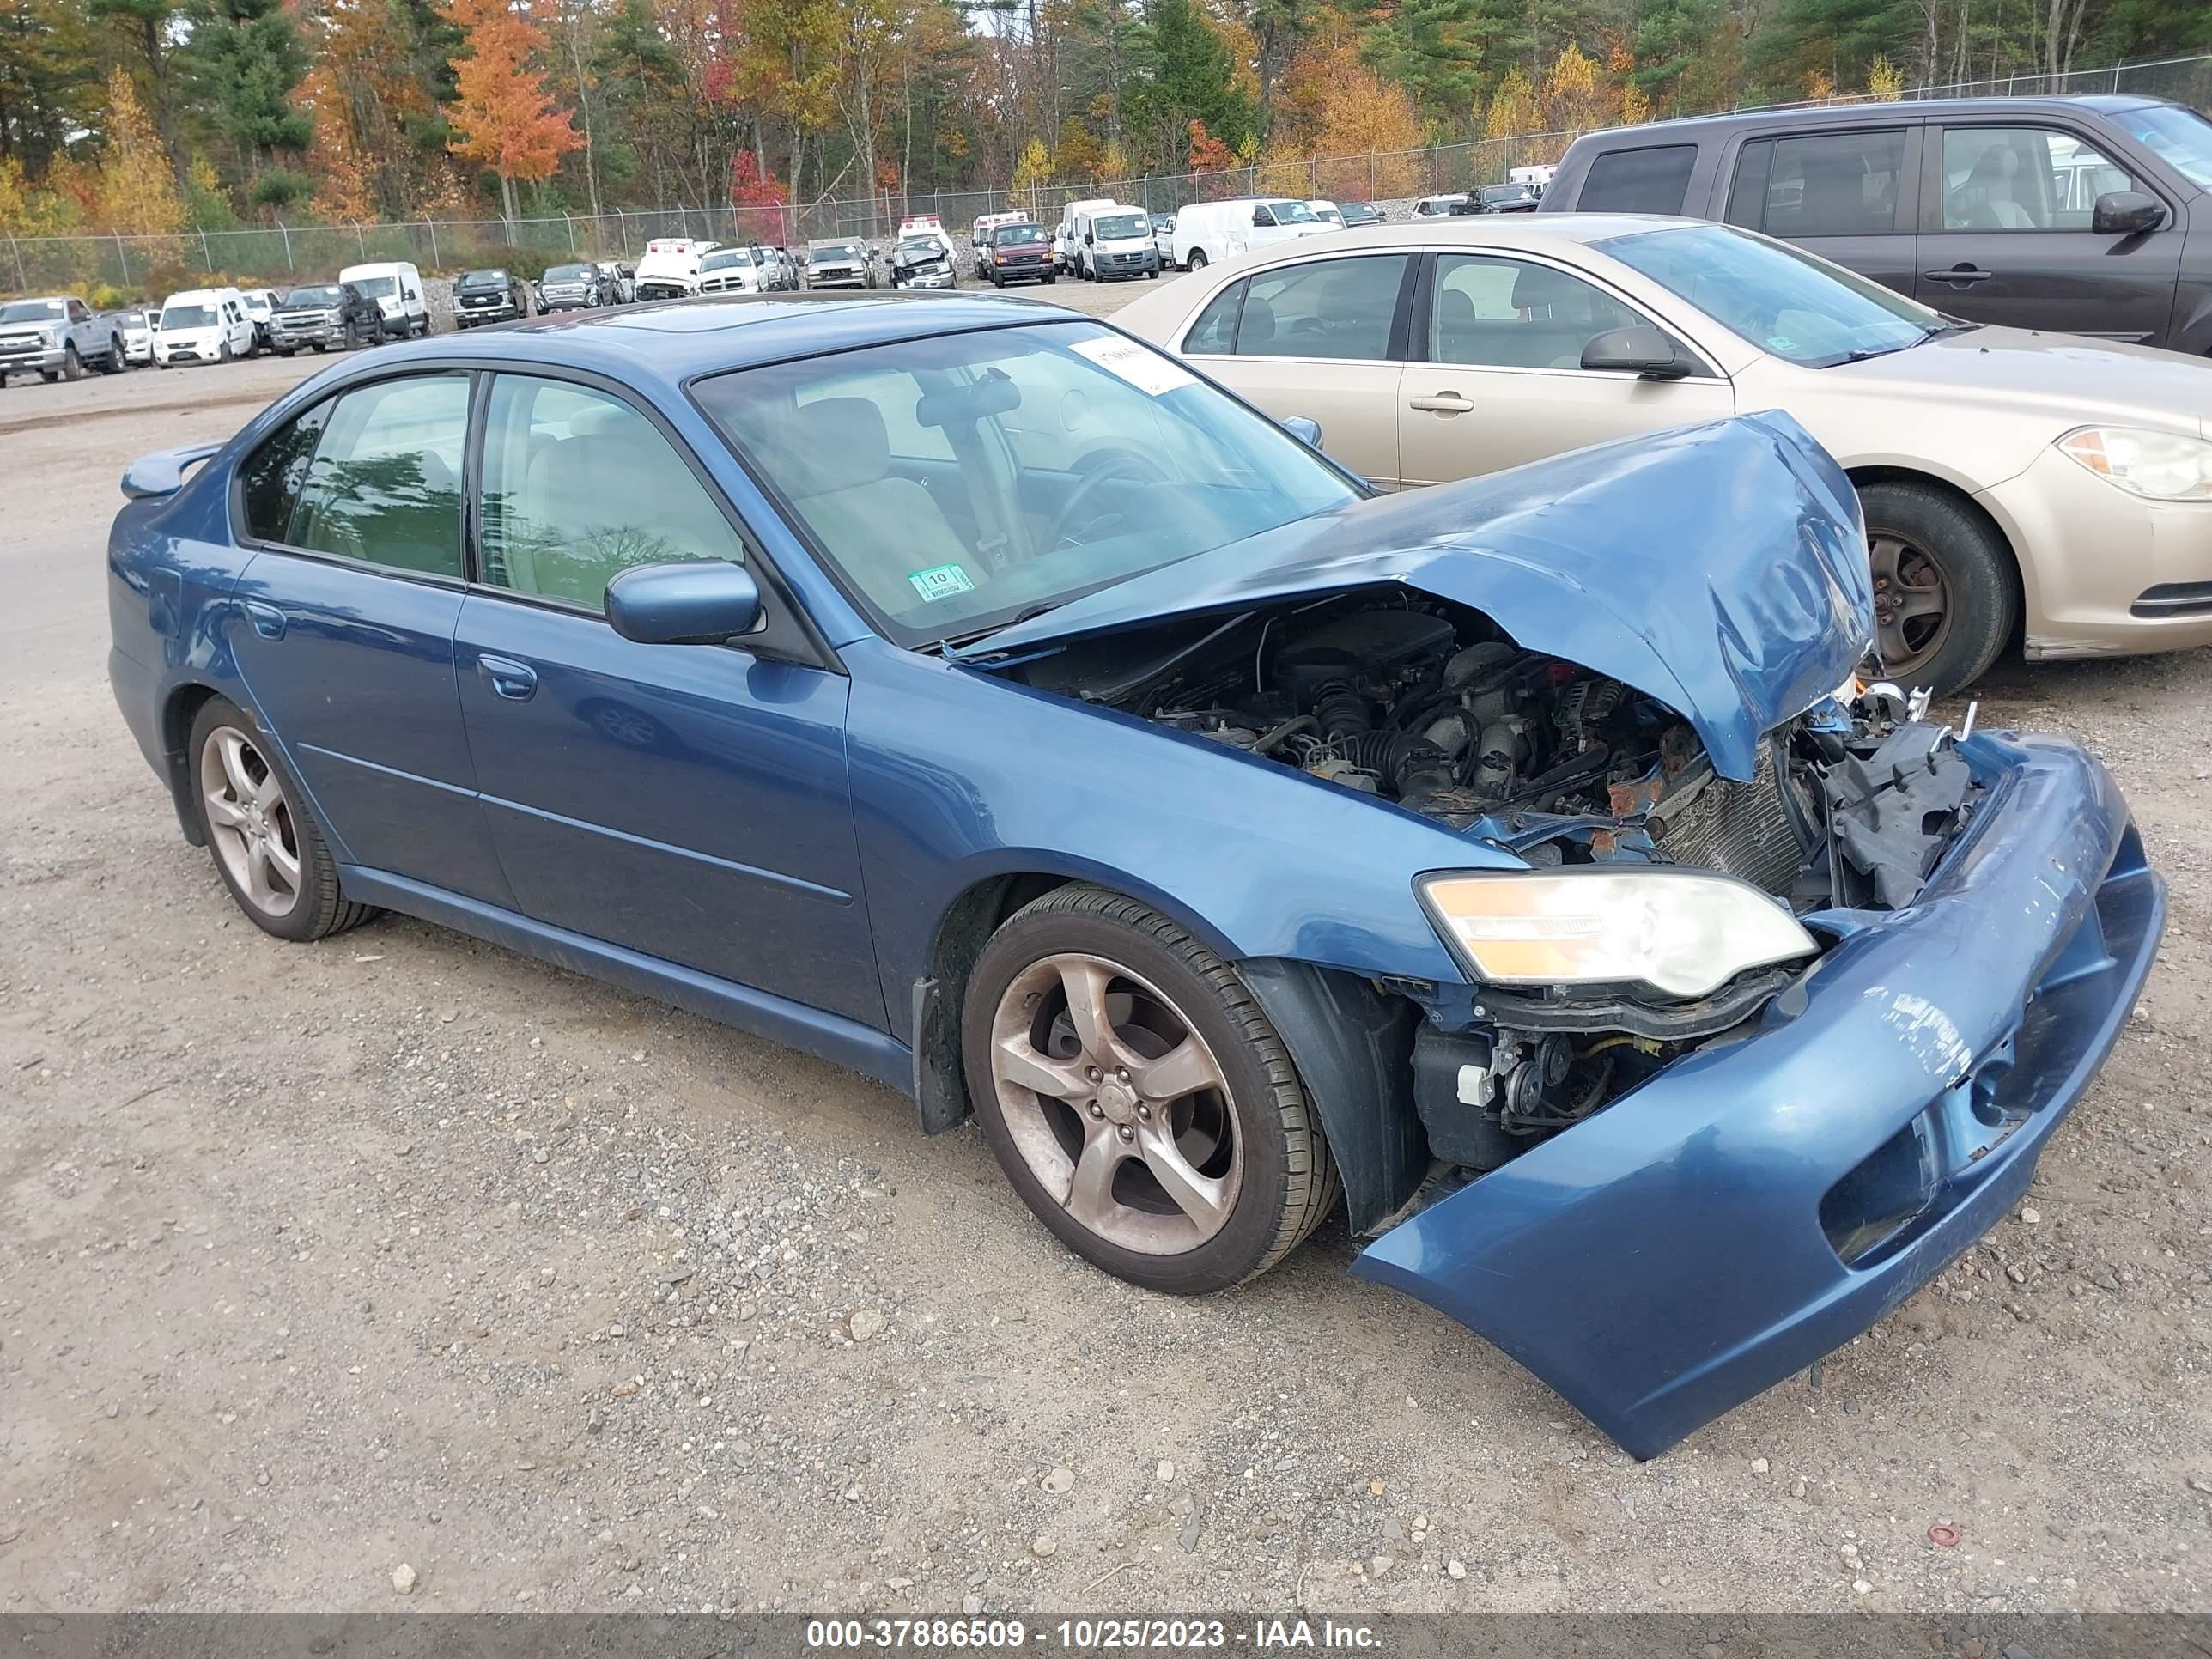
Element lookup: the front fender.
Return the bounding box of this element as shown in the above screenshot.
[844,635,1498,1049]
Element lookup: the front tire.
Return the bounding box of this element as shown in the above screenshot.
[962,884,1340,1295]
[1858,480,2016,695]
[61,344,84,380]
[189,697,375,942]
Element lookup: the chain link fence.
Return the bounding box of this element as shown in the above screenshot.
[6,49,2208,298]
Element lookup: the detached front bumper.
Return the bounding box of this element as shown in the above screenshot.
[1355,733,2164,1458]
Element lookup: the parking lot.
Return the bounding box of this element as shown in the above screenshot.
[3,281,2211,1619]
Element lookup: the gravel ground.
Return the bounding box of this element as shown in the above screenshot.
[3,284,2209,1618]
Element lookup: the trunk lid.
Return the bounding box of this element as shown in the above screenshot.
[965,411,1873,782]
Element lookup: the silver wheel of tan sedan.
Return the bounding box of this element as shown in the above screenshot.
[187,696,375,942]
[962,884,1339,1293]
[989,951,1245,1255]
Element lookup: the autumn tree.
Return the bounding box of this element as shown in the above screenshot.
[94,65,185,233]
[1867,52,1905,97]
[1539,41,1609,133]
[1482,66,1540,139]
[443,0,579,220]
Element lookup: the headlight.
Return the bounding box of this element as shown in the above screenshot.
[2057,427,2212,501]
[1418,869,1818,1001]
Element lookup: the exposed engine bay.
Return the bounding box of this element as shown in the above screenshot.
[1016,589,1989,1182]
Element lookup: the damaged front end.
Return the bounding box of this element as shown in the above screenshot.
[963,413,2163,1455]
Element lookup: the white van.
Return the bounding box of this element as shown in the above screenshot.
[1055,198,1118,270]
[1070,204,1161,281]
[153,287,258,367]
[1170,198,1331,270]
[1509,163,1558,197]
[338,261,428,338]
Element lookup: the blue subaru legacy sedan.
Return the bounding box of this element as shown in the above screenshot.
[106,295,2164,1457]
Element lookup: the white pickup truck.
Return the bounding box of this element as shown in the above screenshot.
[0,295,128,384]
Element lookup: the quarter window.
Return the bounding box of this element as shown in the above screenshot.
[1429,253,1645,369]
[283,374,469,576]
[479,374,744,611]
[1940,126,2141,230]
[1183,280,1245,353]
[1231,255,1408,361]
[1745,130,1907,237]
[1577,144,1698,215]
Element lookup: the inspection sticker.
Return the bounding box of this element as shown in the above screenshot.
[1070,334,1198,396]
[908,563,976,602]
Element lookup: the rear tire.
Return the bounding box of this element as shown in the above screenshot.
[1857,479,2016,695]
[187,696,376,943]
[962,884,1340,1295]
[1186,249,1207,270]
[100,335,125,372]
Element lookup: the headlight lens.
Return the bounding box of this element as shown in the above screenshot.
[2057,426,2212,501]
[1419,869,1818,1001]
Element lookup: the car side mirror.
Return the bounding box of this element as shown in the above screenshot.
[1279,416,1323,449]
[606,560,762,645]
[1084,232,1094,245]
[2092,190,2166,236]
[1580,325,1692,380]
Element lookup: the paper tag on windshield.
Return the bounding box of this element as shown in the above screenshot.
[908,563,975,603]
[1071,335,1196,396]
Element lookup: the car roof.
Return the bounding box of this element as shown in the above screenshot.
[1206,214,1704,253]
[355,294,1080,382]
[1569,91,2176,146]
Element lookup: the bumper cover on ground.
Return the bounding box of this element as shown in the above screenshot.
[1353,732,2164,1458]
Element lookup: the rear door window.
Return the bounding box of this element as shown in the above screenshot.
[282,374,471,576]
[1737,129,1909,236]
[1577,144,1698,214]
[1230,255,1410,361]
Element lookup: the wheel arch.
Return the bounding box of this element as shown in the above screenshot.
[160,680,226,846]
[1845,464,2031,653]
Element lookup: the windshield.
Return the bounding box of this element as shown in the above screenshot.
[282,287,339,307]
[1595,223,1942,367]
[350,275,397,298]
[2111,103,2212,189]
[1267,199,1320,223]
[702,249,752,270]
[896,239,941,258]
[162,303,216,328]
[1479,185,1531,204]
[458,270,505,289]
[995,224,1047,245]
[1094,213,1147,239]
[0,300,64,323]
[814,244,862,261]
[696,321,1358,647]
[544,263,592,281]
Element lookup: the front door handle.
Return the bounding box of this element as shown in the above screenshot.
[477,654,538,701]
[1408,392,1475,414]
[1923,264,1992,284]
[243,600,285,640]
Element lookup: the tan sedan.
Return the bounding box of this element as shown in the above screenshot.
[1112,215,2212,691]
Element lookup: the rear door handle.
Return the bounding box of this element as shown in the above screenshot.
[477,654,538,701]
[243,600,285,640]
[1408,392,1475,414]
[1923,265,1992,284]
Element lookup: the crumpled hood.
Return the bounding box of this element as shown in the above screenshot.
[971,410,1874,781]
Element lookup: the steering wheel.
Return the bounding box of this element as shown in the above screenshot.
[1042,451,1169,551]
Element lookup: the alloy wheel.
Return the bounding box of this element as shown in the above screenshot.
[1869,532,1952,680]
[198,725,303,919]
[988,952,1243,1255]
